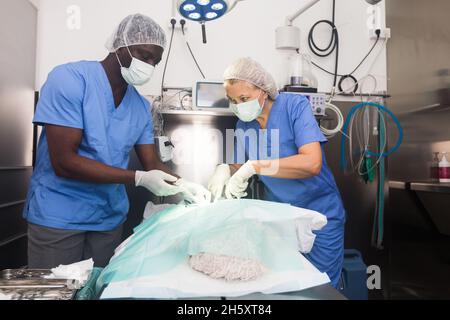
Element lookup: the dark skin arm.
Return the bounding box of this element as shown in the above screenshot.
[46,125,136,184]
[46,125,179,184]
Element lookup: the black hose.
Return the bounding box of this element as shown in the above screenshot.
[309,2,382,93]
[161,20,176,101]
[308,0,339,87]
[181,20,206,79]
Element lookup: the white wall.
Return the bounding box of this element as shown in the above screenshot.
[33,0,388,98]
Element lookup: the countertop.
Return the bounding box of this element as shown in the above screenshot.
[389,180,450,193]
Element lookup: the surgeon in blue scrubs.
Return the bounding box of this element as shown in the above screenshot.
[208,57,346,288]
[24,14,211,268]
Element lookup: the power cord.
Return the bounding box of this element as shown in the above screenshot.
[337,29,380,94]
[161,19,176,105]
[320,101,344,138]
[312,28,381,94]
[348,29,380,75]
[180,19,206,79]
[180,93,192,110]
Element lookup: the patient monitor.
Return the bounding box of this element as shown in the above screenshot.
[193,80,230,111]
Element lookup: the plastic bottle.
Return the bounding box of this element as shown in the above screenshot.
[439,152,450,183]
[288,53,318,89]
[430,152,440,181]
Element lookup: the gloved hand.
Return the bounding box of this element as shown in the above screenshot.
[207,164,231,201]
[176,179,212,204]
[225,161,256,199]
[135,170,181,196]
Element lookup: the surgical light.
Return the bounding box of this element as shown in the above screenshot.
[183,4,196,11]
[211,3,224,10]
[177,0,245,44]
[179,0,229,22]
[205,12,218,19]
[189,12,201,20]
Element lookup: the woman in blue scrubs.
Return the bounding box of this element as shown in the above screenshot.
[24,14,211,269]
[208,57,346,288]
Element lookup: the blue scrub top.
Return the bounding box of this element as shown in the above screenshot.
[235,93,346,223]
[23,61,155,231]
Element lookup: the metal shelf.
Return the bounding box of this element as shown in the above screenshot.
[410,181,450,194]
[160,109,236,117]
[388,180,407,190]
[0,167,32,171]
[389,180,450,193]
[0,200,26,210]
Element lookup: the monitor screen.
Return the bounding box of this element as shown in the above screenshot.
[196,82,229,109]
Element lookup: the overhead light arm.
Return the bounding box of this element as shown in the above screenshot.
[285,0,321,26]
[285,0,380,26]
[276,0,322,50]
[227,0,246,13]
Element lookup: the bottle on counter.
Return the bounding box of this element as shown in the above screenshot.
[439,152,450,183]
[430,152,440,181]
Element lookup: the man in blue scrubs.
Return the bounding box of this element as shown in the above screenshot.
[208,58,346,288]
[24,14,211,268]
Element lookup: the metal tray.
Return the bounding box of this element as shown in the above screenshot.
[0,279,69,288]
[0,269,78,300]
[0,287,76,300]
[1,269,53,280]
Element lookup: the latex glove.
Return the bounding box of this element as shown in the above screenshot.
[225,161,256,199]
[176,179,212,204]
[207,164,231,201]
[135,170,181,196]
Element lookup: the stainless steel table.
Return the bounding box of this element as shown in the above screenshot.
[230,284,347,300]
[389,180,450,236]
[181,285,346,300]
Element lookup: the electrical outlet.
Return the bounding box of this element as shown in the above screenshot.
[168,18,188,31]
[369,27,391,40]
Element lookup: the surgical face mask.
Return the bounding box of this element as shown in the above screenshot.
[230,91,266,122]
[115,47,155,86]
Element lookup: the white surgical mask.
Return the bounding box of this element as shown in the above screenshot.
[230,91,266,122]
[115,47,154,86]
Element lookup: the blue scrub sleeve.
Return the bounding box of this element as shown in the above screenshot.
[33,65,85,129]
[136,100,155,145]
[291,96,327,149]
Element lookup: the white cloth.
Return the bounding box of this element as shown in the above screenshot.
[45,258,94,289]
[142,202,176,220]
[101,257,330,299]
[239,205,327,253]
[0,292,13,300]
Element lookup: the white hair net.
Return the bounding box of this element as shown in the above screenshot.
[223,57,279,100]
[105,14,166,52]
